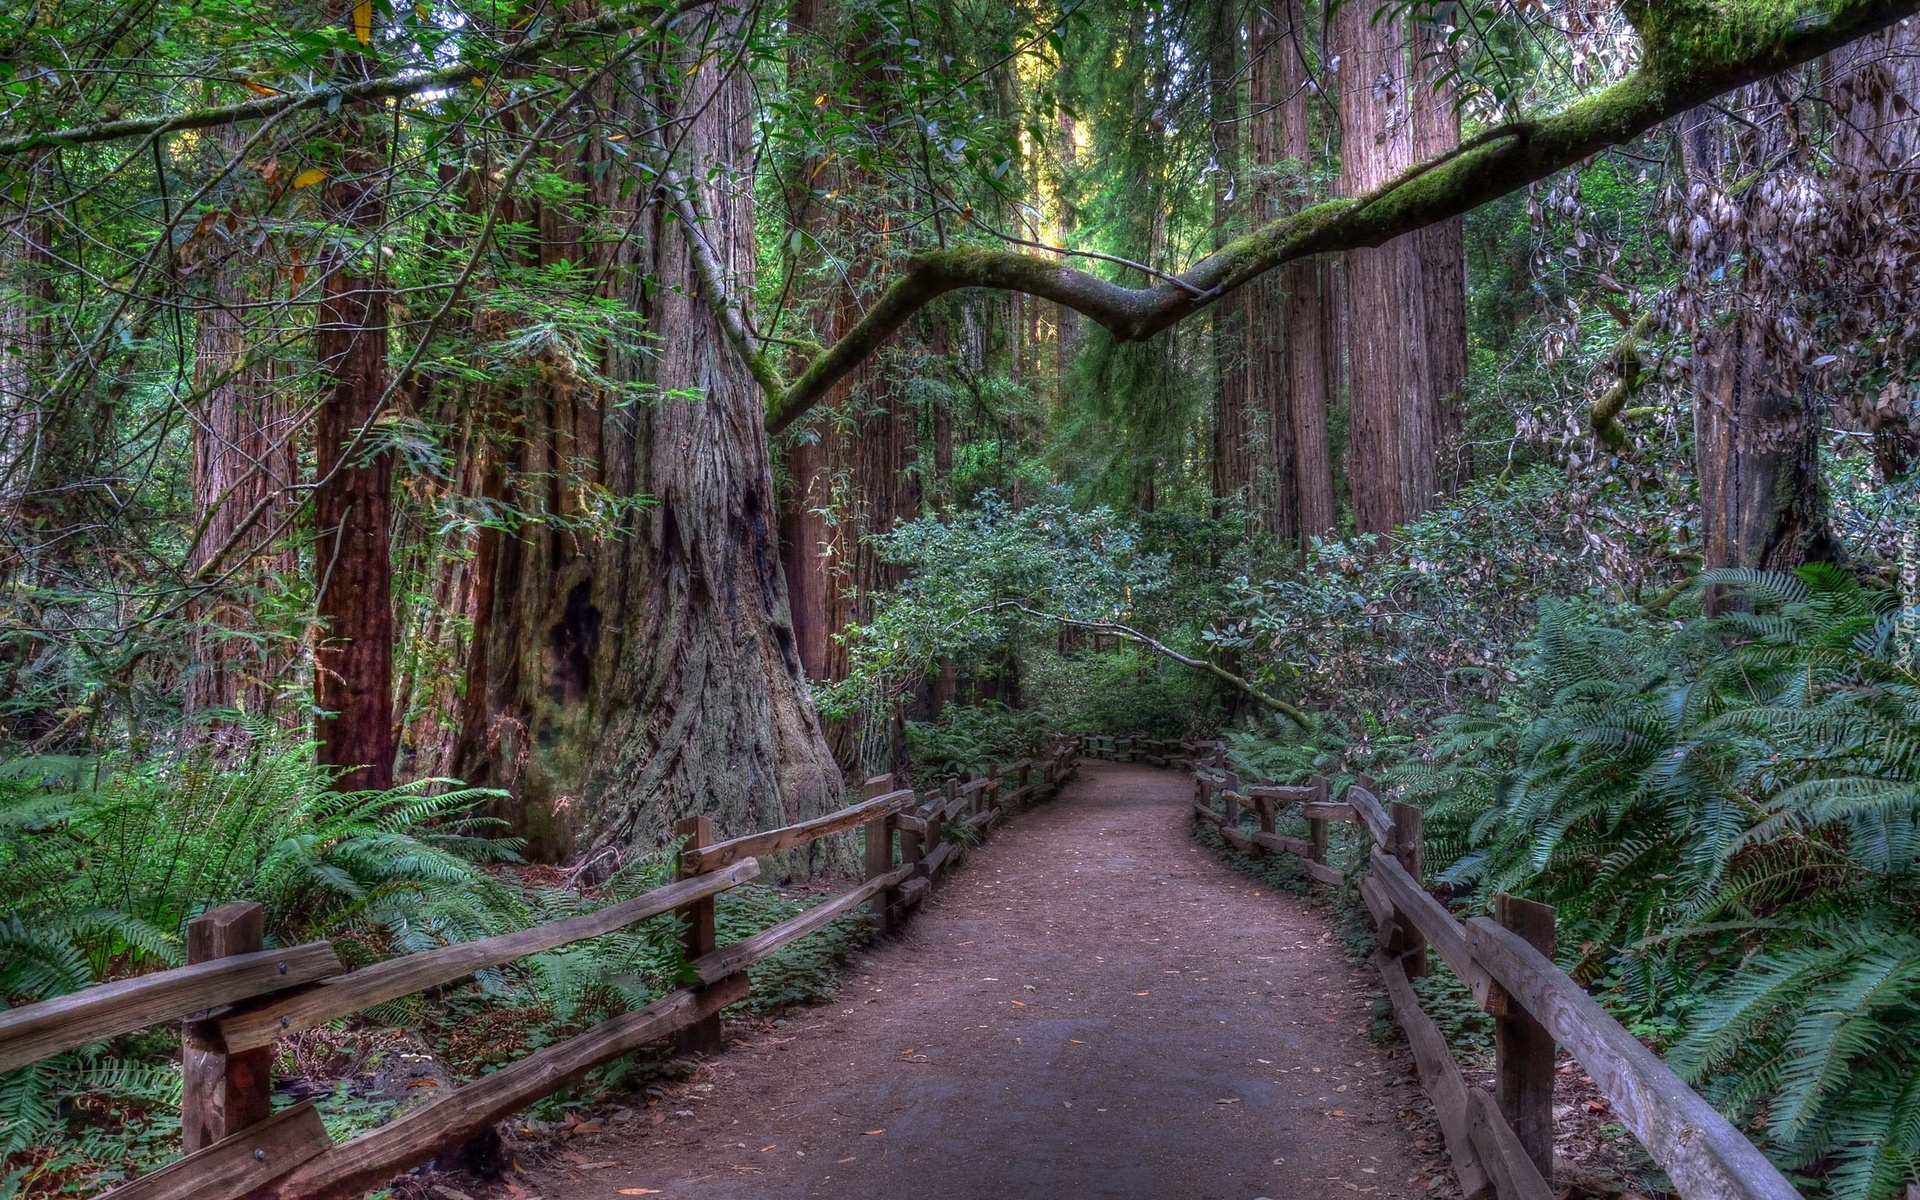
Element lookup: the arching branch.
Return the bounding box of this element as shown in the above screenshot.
[763,0,1919,433]
[980,602,1312,729]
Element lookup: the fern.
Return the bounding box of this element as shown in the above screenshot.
[0,730,524,1183]
[1428,567,1920,1197]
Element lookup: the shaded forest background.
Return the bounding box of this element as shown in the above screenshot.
[4,1,1920,1196]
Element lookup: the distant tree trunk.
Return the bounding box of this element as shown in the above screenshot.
[1210,0,1253,519]
[1333,1,1451,534]
[185,252,296,724]
[1412,18,1469,491]
[582,16,841,853]
[1244,1,1294,540]
[311,61,396,790]
[1678,102,1837,586]
[1246,0,1337,543]
[775,0,924,774]
[779,432,834,681]
[0,200,51,551]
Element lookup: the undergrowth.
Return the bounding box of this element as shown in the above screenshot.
[0,732,880,1199]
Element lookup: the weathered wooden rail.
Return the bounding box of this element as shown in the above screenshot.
[1077,736,1805,1200]
[0,740,1079,1200]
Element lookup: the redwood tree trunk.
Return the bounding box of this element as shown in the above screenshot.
[185,257,296,723]
[1210,0,1253,518]
[312,95,395,791]
[1333,2,1456,534]
[1246,0,1337,543]
[582,19,841,853]
[1412,18,1469,491]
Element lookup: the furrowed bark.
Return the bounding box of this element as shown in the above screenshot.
[312,42,396,792]
[580,15,843,859]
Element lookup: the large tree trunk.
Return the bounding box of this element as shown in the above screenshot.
[581,18,841,854]
[312,71,396,791]
[1678,103,1837,586]
[1333,2,1455,534]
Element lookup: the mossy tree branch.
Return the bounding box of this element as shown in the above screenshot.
[764,0,1918,433]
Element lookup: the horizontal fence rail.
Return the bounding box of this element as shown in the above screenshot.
[3,739,1080,1200]
[1082,735,1804,1200]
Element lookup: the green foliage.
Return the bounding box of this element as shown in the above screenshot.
[905,702,1051,782]
[1209,464,1687,737]
[828,489,1173,713]
[0,730,523,1189]
[1405,567,1920,1197]
[1025,645,1217,737]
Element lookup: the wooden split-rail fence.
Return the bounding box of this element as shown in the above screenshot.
[1077,736,1806,1200]
[0,741,1080,1200]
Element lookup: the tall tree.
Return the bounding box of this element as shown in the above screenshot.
[1333,0,1430,533]
[311,22,397,791]
[582,14,842,850]
[1245,0,1336,542]
[1411,16,1469,491]
[184,231,296,725]
[1210,0,1253,517]
[1332,0,1463,534]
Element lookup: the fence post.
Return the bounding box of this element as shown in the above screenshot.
[1307,773,1330,866]
[1494,893,1557,1182]
[182,902,274,1152]
[1390,799,1428,979]
[673,816,725,1054]
[920,793,943,878]
[862,774,899,935]
[1222,772,1241,831]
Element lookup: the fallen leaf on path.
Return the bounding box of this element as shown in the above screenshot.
[864,1129,885,1135]
[1133,991,1150,996]
[1009,999,1026,1007]
[836,1157,856,1163]
[617,1190,662,1196]
[1069,1040,1085,1044]
[760,1145,775,1152]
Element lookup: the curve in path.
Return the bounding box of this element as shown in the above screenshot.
[528,760,1434,1200]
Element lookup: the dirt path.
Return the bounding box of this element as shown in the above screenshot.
[526,760,1433,1199]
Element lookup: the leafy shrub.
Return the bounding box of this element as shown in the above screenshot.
[0,732,522,1186]
[1414,566,1920,1198]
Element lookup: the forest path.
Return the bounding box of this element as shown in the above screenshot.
[527,760,1431,1200]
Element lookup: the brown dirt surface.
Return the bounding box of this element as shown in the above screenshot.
[520,760,1441,1200]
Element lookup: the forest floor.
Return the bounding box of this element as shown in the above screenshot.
[516,760,1450,1200]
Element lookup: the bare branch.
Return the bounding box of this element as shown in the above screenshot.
[0,0,713,158]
